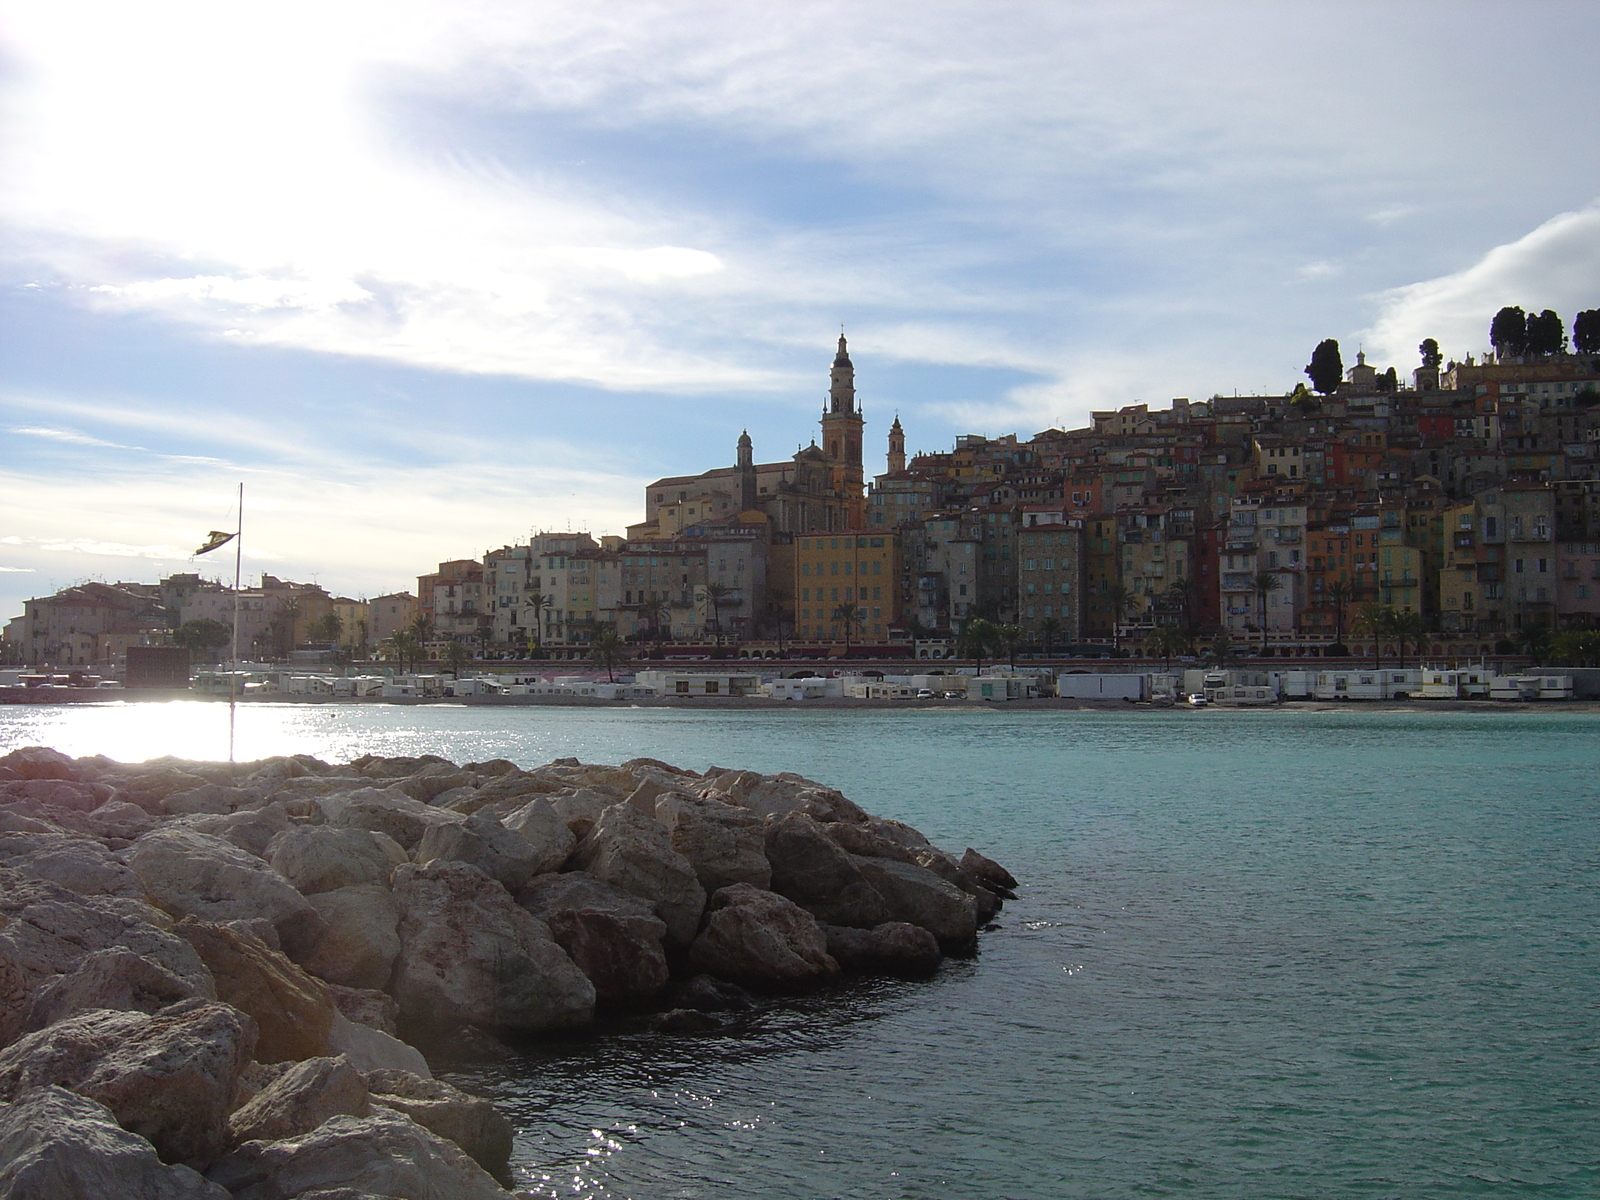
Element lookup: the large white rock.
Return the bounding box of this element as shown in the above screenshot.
[126,827,326,957]
[330,789,459,851]
[0,831,145,897]
[414,813,542,893]
[499,796,576,874]
[517,872,669,1002]
[299,885,401,991]
[0,868,212,1048]
[654,792,770,892]
[23,948,205,1032]
[688,883,839,986]
[0,1085,230,1199]
[849,855,978,951]
[206,1110,511,1200]
[763,812,891,929]
[265,827,402,895]
[364,1068,513,1177]
[390,861,595,1032]
[0,999,257,1166]
[227,1055,372,1145]
[326,1012,431,1078]
[570,802,706,945]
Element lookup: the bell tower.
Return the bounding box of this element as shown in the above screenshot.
[820,333,865,526]
[887,415,905,474]
[736,429,757,512]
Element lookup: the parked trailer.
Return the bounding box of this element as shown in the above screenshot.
[1056,673,1146,701]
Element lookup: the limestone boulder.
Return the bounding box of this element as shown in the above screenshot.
[763,812,891,928]
[849,856,978,951]
[177,816,279,871]
[80,799,158,842]
[0,746,79,781]
[160,784,258,817]
[325,984,399,1035]
[414,812,542,893]
[822,820,920,864]
[0,999,256,1166]
[544,785,624,838]
[205,1110,510,1200]
[0,1085,230,1199]
[914,848,1004,922]
[0,831,145,897]
[325,1012,431,1078]
[265,827,403,895]
[299,885,401,992]
[707,770,869,825]
[175,919,335,1064]
[0,869,212,1048]
[960,846,1019,893]
[654,792,770,892]
[107,768,213,815]
[688,884,838,987]
[330,789,457,851]
[824,921,943,976]
[0,777,112,813]
[390,860,595,1032]
[386,767,478,805]
[570,802,705,945]
[500,796,576,874]
[228,1055,371,1145]
[517,872,668,1002]
[365,1068,513,1177]
[23,948,205,1032]
[126,827,326,958]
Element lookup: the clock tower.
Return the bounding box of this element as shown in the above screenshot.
[820,333,866,526]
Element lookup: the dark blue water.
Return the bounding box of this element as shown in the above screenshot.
[5,704,1597,1197]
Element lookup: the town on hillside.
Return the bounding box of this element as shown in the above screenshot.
[8,307,1600,674]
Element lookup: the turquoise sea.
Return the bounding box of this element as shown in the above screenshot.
[3,702,1597,1198]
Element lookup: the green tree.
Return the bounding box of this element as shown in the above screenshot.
[1525,309,1565,356]
[1104,582,1134,653]
[174,618,232,663]
[1354,602,1390,669]
[957,617,997,671]
[1251,571,1283,654]
[588,625,627,682]
[1389,609,1427,669]
[311,612,343,645]
[1574,310,1600,355]
[1325,579,1352,650]
[1419,337,1442,369]
[1490,306,1527,358]
[995,623,1024,671]
[1517,623,1551,666]
[1146,624,1190,670]
[1287,382,1319,412]
[831,602,863,651]
[703,583,735,637]
[1548,629,1600,667]
[1305,338,1343,394]
[443,638,471,676]
[387,629,420,673]
[1038,616,1062,656]
[407,613,434,663]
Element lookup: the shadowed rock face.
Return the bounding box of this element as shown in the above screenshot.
[0,745,1012,1195]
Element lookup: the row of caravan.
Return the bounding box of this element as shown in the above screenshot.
[1056,667,1588,704]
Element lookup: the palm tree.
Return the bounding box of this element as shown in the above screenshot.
[1104,582,1134,653]
[831,602,862,651]
[1165,577,1199,638]
[1147,625,1189,671]
[523,591,550,653]
[995,623,1024,671]
[703,583,736,638]
[388,629,420,673]
[1039,616,1062,657]
[1390,610,1427,669]
[1250,571,1283,655]
[407,613,435,665]
[1325,579,1352,651]
[588,625,626,682]
[1354,603,1390,669]
[443,638,471,676]
[762,587,790,654]
[638,597,672,643]
[958,617,997,671]
[311,611,343,645]
[1517,622,1550,666]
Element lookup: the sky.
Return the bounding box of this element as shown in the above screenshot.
[4,0,1600,620]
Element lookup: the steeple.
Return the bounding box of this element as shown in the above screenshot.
[829,333,856,415]
[736,430,756,511]
[736,429,753,470]
[887,414,905,474]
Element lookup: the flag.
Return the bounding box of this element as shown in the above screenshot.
[195,530,237,556]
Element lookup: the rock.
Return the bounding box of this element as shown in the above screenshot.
[849,856,978,951]
[228,1055,371,1145]
[668,974,757,1013]
[81,799,158,842]
[109,768,213,815]
[0,999,256,1166]
[822,820,920,864]
[499,797,576,874]
[414,813,541,893]
[386,768,478,805]
[824,922,943,975]
[0,1085,230,1199]
[960,847,1019,893]
[0,777,111,813]
[621,756,697,777]
[654,792,770,892]
[175,919,335,1064]
[331,789,456,852]
[688,884,839,987]
[0,868,213,1048]
[326,984,399,1035]
[517,872,668,1002]
[23,948,205,1032]
[127,827,327,958]
[544,786,623,838]
[0,831,145,897]
[861,815,933,851]
[708,771,869,825]
[763,812,891,928]
[326,1012,431,1078]
[0,746,78,781]
[570,803,705,945]
[390,860,595,1032]
[265,827,402,895]
[185,804,292,860]
[646,1007,721,1034]
[205,1110,510,1200]
[299,886,402,991]
[914,849,1004,922]
[161,784,257,817]
[364,1068,513,1177]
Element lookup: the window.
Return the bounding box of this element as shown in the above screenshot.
[704,680,719,695]
[675,680,689,694]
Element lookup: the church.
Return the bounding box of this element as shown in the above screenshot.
[628,335,870,540]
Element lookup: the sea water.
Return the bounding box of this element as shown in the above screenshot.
[2,702,1596,1198]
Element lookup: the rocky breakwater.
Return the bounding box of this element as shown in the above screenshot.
[0,745,1015,1199]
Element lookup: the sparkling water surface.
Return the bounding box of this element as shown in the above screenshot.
[3,702,1597,1198]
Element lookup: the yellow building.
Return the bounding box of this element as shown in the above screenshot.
[793,532,901,641]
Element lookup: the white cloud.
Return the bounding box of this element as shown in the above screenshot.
[91,275,373,312]
[10,425,137,449]
[1363,203,1600,365]
[1297,261,1341,281]
[0,567,36,573]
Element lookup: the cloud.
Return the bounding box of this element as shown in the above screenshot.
[1363,202,1600,365]
[1296,261,1341,281]
[0,567,36,573]
[91,275,373,312]
[10,425,138,449]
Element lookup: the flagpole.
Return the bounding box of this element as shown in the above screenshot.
[230,483,243,763]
